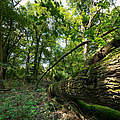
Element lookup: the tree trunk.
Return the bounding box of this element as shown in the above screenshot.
[2,47,9,80]
[48,39,120,119]
[33,29,39,81]
[0,36,3,80]
[0,3,3,80]
[0,42,4,89]
[0,4,5,88]
[33,25,43,81]
[26,50,30,82]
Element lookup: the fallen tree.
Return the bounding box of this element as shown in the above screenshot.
[48,39,120,119]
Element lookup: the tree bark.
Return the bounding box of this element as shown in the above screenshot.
[48,39,120,119]
[0,3,5,89]
[88,39,120,65]
[26,48,30,82]
[0,35,3,80]
[33,26,40,81]
[0,2,3,80]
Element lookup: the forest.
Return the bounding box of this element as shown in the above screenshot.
[0,0,120,120]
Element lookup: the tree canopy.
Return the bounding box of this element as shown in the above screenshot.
[0,0,119,82]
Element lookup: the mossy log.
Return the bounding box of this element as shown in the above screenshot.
[48,49,120,119]
[71,100,120,120]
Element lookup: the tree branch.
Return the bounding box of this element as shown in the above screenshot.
[101,27,119,38]
[87,8,101,29]
[13,0,22,7]
[35,40,91,88]
[88,39,120,65]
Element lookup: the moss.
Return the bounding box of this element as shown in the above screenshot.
[75,99,120,120]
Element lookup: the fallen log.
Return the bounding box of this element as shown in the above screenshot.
[48,39,120,119]
[88,38,120,65]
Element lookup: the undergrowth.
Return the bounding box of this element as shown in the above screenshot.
[0,87,57,120]
[0,83,79,120]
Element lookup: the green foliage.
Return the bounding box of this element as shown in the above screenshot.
[0,87,56,120]
[1,0,120,93]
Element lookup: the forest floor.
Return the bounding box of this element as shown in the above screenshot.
[0,81,80,120]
